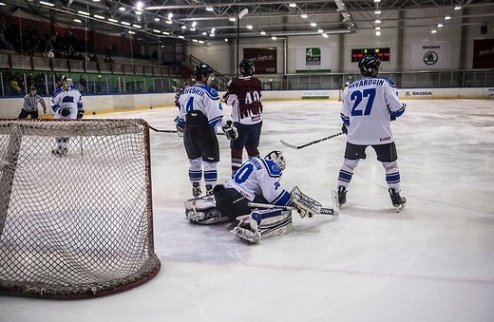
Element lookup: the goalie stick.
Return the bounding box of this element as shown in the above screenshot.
[248,202,338,216]
[280,131,344,150]
[148,125,226,135]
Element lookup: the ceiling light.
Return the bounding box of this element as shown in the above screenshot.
[317,29,323,33]
[153,29,161,33]
[271,36,277,40]
[0,1,6,4]
[205,6,214,12]
[118,7,125,11]
[128,30,135,34]
[135,1,144,10]
[229,17,236,22]
[202,32,207,35]
[322,33,329,38]
[224,38,228,42]
[192,21,197,27]
[166,19,172,24]
[375,19,381,24]
[289,3,297,7]
[444,15,451,20]
[162,31,170,35]
[121,21,131,26]
[246,25,253,30]
[301,14,308,19]
[374,0,381,2]
[168,13,173,19]
[192,39,198,42]
[431,29,437,34]
[154,17,160,22]
[94,14,105,19]
[181,25,187,30]
[211,28,216,33]
[40,1,55,7]
[310,22,317,27]
[108,18,118,23]
[78,10,90,15]
[178,35,185,39]
[375,26,381,30]
[374,10,381,15]
[133,24,142,28]
[199,40,205,44]
[92,0,100,2]
[260,31,266,35]
[209,33,215,37]
[376,31,381,36]
[73,19,82,23]
[437,23,443,28]
[454,5,461,10]
[135,10,142,15]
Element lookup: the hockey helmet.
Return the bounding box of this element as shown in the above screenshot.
[60,75,73,89]
[265,150,286,171]
[30,85,37,92]
[358,55,381,77]
[239,59,255,76]
[194,63,214,82]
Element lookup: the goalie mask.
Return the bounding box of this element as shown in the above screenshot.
[239,59,255,77]
[60,75,73,90]
[265,150,286,171]
[358,55,381,77]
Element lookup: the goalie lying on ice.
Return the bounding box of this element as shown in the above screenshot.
[184,150,338,243]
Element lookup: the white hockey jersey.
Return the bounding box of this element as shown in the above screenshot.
[341,77,405,145]
[177,84,226,128]
[224,157,291,206]
[51,87,83,119]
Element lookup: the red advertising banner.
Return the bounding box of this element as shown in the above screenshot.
[473,39,494,69]
[243,48,277,74]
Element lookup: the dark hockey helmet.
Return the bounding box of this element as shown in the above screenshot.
[358,55,381,77]
[265,150,286,171]
[239,59,255,76]
[194,63,214,82]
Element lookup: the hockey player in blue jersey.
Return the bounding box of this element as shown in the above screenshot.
[184,150,338,243]
[51,75,84,156]
[337,55,407,212]
[176,63,238,198]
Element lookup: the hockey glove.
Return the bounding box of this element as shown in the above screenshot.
[77,109,84,119]
[59,107,71,117]
[222,120,238,140]
[341,123,348,135]
[390,115,396,121]
[176,123,184,137]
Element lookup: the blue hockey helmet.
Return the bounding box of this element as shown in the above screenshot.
[265,150,286,171]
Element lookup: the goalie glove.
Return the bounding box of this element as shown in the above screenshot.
[77,109,84,119]
[222,120,238,140]
[290,186,322,218]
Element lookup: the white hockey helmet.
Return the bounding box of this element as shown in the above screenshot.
[61,75,72,90]
[265,150,286,171]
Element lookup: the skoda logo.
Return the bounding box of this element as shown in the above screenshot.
[423,51,438,65]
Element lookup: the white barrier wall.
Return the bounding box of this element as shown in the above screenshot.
[0,88,492,119]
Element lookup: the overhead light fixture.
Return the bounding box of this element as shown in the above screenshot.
[260,31,266,35]
[154,17,160,22]
[121,21,131,26]
[178,35,185,39]
[317,29,324,33]
[289,3,297,8]
[431,29,437,34]
[78,10,90,15]
[322,33,329,38]
[181,25,187,30]
[40,1,55,7]
[198,40,205,44]
[165,19,172,24]
[376,31,381,36]
[374,10,381,15]
[92,0,100,2]
[301,14,308,19]
[94,14,105,19]
[229,17,236,22]
[133,24,142,28]
[375,26,381,30]
[118,6,125,11]
[73,18,82,23]
[205,6,214,12]
[202,32,207,35]
[444,15,451,20]
[310,22,317,27]
[454,5,461,10]
[374,0,381,2]
[108,18,118,23]
[168,13,173,19]
[246,25,253,30]
[128,31,135,34]
[224,38,228,42]
[135,10,142,15]
[437,23,443,28]
[375,19,382,24]
[271,36,277,40]
[0,1,6,5]
[135,1,144,10]
[162,31,170,35]
[153,29,161,33]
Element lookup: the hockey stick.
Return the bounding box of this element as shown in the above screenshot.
[280,131,344,150]
[148,124,226,135]
[248,202,337,216]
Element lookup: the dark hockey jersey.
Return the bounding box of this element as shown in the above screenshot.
[224,76,263,125]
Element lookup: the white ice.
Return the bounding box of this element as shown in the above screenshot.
[1,99,494,322]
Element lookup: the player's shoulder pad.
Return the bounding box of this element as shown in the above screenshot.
[261,159,283,178]
[380,77,396,88]
[197,85,219,100]
[52,87,63,97]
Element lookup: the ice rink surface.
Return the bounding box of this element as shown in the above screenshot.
[1,99,494,322]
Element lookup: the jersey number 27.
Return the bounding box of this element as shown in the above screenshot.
[350,88,376,116]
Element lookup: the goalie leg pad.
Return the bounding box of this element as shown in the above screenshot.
[184,195,230,225]
[231,208,293,243]
[291,186,322,218]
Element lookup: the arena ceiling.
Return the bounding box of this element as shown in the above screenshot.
[1,0,494,43]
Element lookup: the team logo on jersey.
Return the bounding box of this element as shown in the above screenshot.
[423,51,438,65]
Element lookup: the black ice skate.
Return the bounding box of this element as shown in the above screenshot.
[388,188,406,213]
[192,183,202,198]
[337,186,347,206]
[51,148,68,157]
[205,184,213,196]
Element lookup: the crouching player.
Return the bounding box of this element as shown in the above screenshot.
[184,150,339,243]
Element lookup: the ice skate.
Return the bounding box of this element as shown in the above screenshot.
[337,186,347,207]
[205,184,213,196]
[51,147,67,157]
[388,188,406,213]
[192,183,202,198]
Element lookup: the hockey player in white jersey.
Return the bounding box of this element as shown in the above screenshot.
[337,55,406,212]
[184,150,338,243]
[51,75,84,156]
[176,63,238,198]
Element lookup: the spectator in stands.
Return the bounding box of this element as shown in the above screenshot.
[10,76,22,95]
[48,48,55,59]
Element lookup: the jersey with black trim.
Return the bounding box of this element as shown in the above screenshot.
[51,87,83,113]
[177,84,225,129]
[224,157,291,206]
